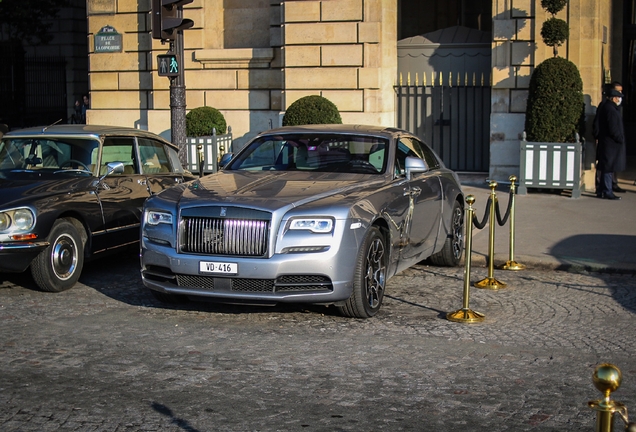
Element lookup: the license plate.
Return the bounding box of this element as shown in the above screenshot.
[199,261,238,274]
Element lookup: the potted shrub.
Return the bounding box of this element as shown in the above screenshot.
[519,0,585,197]
[282,95,342,126]
[185,107,231,175]
[186,106,227,136]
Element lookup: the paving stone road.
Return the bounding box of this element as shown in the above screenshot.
[1,250,635,431]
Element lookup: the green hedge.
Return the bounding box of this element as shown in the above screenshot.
[186,106,227,137]
[524,57,584,143]
[282,95,342,126]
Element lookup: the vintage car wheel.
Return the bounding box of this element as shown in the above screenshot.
[338,226,386,318]
[31,219,85,292]
[429,200,464,267]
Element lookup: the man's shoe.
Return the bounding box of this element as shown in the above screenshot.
[604,194,621,200]
[613,185,626,193]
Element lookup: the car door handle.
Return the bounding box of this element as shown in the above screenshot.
[403,187,421,197]
[138,178,147,186]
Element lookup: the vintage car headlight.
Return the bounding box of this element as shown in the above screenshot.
[288,217,334,233]
[0,208,35,233]
[0,213,9,231]
[146,210,173,226]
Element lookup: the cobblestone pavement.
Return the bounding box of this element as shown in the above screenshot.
[1,251,635,431]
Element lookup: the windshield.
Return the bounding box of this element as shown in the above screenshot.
[226,133,389,174]
[0,137,99,175]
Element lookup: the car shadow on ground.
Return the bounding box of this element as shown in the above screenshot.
[78,247,341,317]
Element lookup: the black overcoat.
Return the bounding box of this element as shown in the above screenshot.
[596,99,626,172]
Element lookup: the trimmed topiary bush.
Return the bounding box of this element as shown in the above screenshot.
[186,106,227,137]
[282,95,342,126]
[524,0,584,143]
[524,57,584,142]
[540,17,569,48]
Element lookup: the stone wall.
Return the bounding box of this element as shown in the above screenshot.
[87,0,397,148]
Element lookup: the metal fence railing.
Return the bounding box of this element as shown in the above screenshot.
[395,72,491,172]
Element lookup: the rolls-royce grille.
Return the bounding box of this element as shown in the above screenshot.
[181,217,269,256]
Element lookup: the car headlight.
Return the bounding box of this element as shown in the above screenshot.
[13,208,35,231]
[0,208,35,233]
[146,210,173,226]
[0,213,9,231]
[288,217,334,233]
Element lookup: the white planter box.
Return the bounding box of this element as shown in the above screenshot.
[518,132,584,198]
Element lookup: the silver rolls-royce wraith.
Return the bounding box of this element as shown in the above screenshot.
[141,125,464,318]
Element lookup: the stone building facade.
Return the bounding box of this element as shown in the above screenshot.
[85,0,621,181]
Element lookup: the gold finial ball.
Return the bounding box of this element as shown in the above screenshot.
[489,180,498,189]
[509,175,517,182]
[593,363,622,394]
[466,195,475,205]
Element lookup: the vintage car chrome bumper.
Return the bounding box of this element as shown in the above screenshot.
[0,241,49,272]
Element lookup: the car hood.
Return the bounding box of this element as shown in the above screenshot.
[0,177,89,207]
[178,170,384,211]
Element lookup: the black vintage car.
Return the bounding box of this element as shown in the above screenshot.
[0,124,195,292]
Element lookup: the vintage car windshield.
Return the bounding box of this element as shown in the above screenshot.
[226,133,389,174]
[0,137,99,176]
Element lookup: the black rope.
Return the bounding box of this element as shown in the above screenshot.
[472,196,491,230]
[495,188,514,226]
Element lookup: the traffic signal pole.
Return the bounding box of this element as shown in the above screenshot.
[151,0,194,167]
[170,24,187,167]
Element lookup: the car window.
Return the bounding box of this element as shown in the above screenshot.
[99,137,138,175]
[0,137,97,172]
[395,138,422,177]
[413,138,440,170]
[138,138,172,174]
[165,144,185,173]
[0,139,26,170]
[227,134,388,174]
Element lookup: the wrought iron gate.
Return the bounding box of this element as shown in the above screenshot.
[0,44,67,129]
[395,72,491,172]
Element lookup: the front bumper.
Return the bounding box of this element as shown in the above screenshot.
[140,238,358,304]
[0,241,49,272]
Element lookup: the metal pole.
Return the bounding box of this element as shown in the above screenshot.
[588,363,626,432]
[501,175,526,271]
[447,195,485,323]
[170,6,187,168]
[474,181,507,290]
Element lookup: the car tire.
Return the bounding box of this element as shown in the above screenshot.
[338,226,386,318]
[150,290,187,304]
[31,218,85,292]
[429,200,464,267]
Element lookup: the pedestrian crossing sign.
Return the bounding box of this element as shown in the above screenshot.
[157,54,179,77]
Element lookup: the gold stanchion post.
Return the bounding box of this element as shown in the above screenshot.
[588,363,631,432]
[447,195,485,323]
[474,181,507,290]
[500,175,526,271]
[197,144,204,177]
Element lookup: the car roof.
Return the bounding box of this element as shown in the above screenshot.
[4,124,177,148]
[259,124,408,138]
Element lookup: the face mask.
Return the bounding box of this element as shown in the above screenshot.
[616,97,623,106]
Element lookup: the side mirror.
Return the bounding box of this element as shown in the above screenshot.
[219,153,233,168]
[99,161,124,181]
[404,156,428,180]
